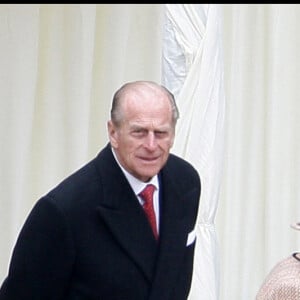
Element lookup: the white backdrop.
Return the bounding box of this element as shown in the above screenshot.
[0,1,164,285]
[162,5,224,300]
[1,4,300,300]
[218,4,300,299]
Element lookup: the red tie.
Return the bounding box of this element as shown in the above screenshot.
[139,184,158,239]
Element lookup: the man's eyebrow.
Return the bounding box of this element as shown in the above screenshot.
[129,124,144,130]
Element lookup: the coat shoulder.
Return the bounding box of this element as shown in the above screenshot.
[166,153,201,187]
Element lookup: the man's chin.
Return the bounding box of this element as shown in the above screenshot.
[138,170,159,182]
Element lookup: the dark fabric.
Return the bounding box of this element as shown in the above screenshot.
[0,143,201,300]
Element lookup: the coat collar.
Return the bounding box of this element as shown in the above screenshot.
[95,144,189,294]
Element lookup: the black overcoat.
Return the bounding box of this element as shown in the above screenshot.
[0,143,201,300]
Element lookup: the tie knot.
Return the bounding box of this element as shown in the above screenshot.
[139,184,155,203]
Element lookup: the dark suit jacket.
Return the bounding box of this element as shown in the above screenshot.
[0,143,201,300]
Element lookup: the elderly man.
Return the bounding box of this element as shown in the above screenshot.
[0,81,201,300]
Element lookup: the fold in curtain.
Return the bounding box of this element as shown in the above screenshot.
[162,4,225,299]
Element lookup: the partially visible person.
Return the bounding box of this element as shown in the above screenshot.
[0,80,201,300]
[256,222,300,300]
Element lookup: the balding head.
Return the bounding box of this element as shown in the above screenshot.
[110,81,179,128]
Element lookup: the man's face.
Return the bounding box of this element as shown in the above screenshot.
[108,88,175,182]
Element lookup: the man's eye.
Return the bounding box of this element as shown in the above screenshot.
[155,131,168,138]
[132,130,146,137]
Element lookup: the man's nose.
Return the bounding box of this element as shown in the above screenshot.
[144,132,157,150]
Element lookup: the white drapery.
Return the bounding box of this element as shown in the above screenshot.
[2,4,300,300]
[218,4,300,299]
[0,5,224,299]
[0,3,163,282]
[162,4,225,300]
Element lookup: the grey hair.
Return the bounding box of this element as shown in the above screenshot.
[110,81,179,127]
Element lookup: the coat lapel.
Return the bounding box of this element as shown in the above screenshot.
[95,145,158,282]
[94,145,195,298]
[148,166,190,300]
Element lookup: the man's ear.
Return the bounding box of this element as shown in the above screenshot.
[107,120,118,148]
